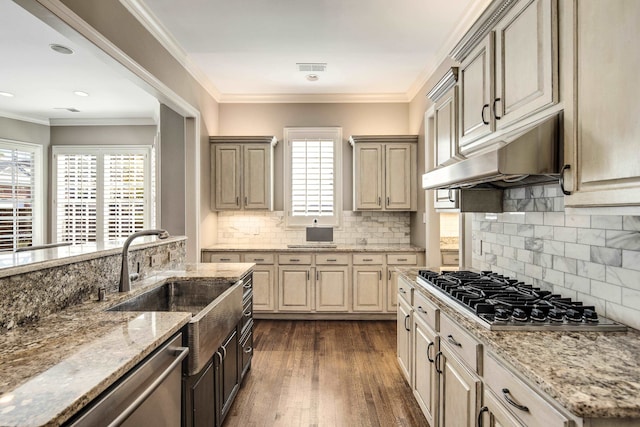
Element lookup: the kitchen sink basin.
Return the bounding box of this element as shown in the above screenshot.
[108,279,243,375]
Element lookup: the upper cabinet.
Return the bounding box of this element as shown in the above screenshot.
[453,0,558,156]
[349,135,418,211]
[210,136,277,211]
[561,0,640,210]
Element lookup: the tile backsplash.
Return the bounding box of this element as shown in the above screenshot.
[216,211,410,246]
[472,184,640,330]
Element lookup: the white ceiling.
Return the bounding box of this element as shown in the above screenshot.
[132,0,489,102]
[0,1,158,125]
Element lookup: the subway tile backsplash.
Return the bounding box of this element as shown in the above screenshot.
[216,211,411,246]
[473,183,640,330]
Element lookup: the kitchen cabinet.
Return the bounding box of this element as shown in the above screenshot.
[453,0,558,156]
[217,328,239,422]
[188,361,215,427]
[412,292,439,427]
[315,254,350,312]
[349,135,418,211]
[396,276,414,383]
[437,342,482,427]
[210,136,277,211]
[244,253,276,312]
[352,254,385,312]
[279,266,313,312]
[386,254,418,312]
[562,0,640,210]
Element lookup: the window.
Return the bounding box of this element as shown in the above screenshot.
[0,140,43,251]
[52,146,153,243]
[284,127,342,227]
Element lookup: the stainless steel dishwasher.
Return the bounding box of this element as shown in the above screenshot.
[68,333,188,427]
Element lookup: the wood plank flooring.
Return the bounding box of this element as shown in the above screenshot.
[224,320,429,427]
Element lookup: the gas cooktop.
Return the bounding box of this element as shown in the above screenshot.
[416,270,626,331]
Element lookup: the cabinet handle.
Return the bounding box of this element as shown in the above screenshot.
[379,270,382,280]
[236,196,240,206]
[244,310,252,317]
[434,351,443,374]
[221,345,227,361]
[215,351,223,365]
[502,388,530,412]
[427,341,435,363]
[327,258,337,262]
[493,98,502,120]
[386,196,390,206]
[242,281,251,289]
[378,196,381,206]
[316,271,319,281]
[307,270,310,280]
[388,270,392,280]
[220,258,231,262]
[363,258,373,262]
[244,346,253,354]
[448,188,455,203]
[447,334,462,347]
[397,258,407,262]
[477,406,489,427]
[290,258,300,262]
[244,196,248,205]
[404,314,410,332]
[417,306,427,315]
[481,104,490,125]
[559,164,572,195]
[399,288,406,294]
[254,258,264,262]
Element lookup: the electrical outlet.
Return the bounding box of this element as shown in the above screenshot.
[150,254,162,267]
[168,250,177,262]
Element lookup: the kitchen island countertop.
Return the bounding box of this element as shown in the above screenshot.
[396,267,640,420]
[0,262,254,427]
[202,243,425,252]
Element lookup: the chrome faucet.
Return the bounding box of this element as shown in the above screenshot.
[119,229,170,292]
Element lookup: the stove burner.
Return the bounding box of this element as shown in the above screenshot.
[415,270,625,330]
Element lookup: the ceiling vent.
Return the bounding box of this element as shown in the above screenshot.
[297,63,327,72]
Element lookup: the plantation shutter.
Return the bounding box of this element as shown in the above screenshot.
[104,153,147,240]
[55,153,97,243]
[0,146,36,250]
[290,139,334,217]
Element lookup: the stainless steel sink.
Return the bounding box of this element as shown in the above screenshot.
[108,279,243,375]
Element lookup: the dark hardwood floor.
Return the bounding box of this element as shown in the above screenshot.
[224,320,429,427]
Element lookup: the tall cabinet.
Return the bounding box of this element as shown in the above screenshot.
[210,136,277,211]
[349,135,418,211]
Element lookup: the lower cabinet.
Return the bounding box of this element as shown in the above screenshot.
[219,328,240,421]
[252,266,276,312]
[278,266,313,311]
[188,361,215,427]
[413,314,438,427]
[316,266,349,312]
[397,292,413,382]
[353,266,384,312]
[437,343,482,427]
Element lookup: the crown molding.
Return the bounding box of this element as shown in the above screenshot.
[217,92,410,104]
[49,117,157,126]
[406,0,492,102]
[0,111,50,126]
[120,0,222,101]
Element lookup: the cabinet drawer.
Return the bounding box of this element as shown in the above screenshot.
[484,353,570,427]
[440,313,482,373]
[397,276,414,305]
[207,253,241,263]
[353,254,384,265]
[243,253,275,264]
[413,291,438,331]
[441,251,459,265]
[279,254,313,265]
[315,253,349,265]
[387,253,418,265]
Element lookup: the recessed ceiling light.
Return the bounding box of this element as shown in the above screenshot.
[49,44,74,55]
[0,91,14,97]
[74,91,89,97]
[306,74,319,82]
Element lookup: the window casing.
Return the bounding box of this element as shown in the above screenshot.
[0,139,43,251]
[284,127,342,228]
[52,146,153,243]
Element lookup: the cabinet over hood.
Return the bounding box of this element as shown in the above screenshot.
[422,113,562,190]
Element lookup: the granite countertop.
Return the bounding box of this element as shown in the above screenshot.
[202,243,425,252]
[395,267,640,420]
[0,262,254,427]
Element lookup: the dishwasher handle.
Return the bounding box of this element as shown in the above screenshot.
[107,346,189,427]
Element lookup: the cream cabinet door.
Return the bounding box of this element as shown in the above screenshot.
[387,268,398,312]
[243,144,271,210]
[439,344,482,427]
[213,144,241,210]
[354,144,383,210]
[252,265,276,312]
[494,0,557,130]
[397,296,412,384]
[315,266,350,312]
[413,315,438,427]
[434,86,459,167]
[384,143,412,210]
[458,35,494,153]
[278,267,312,311]
[565,0,640,208]
[352,267,384,312]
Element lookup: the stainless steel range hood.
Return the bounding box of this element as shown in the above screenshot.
[423,113,562,190]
